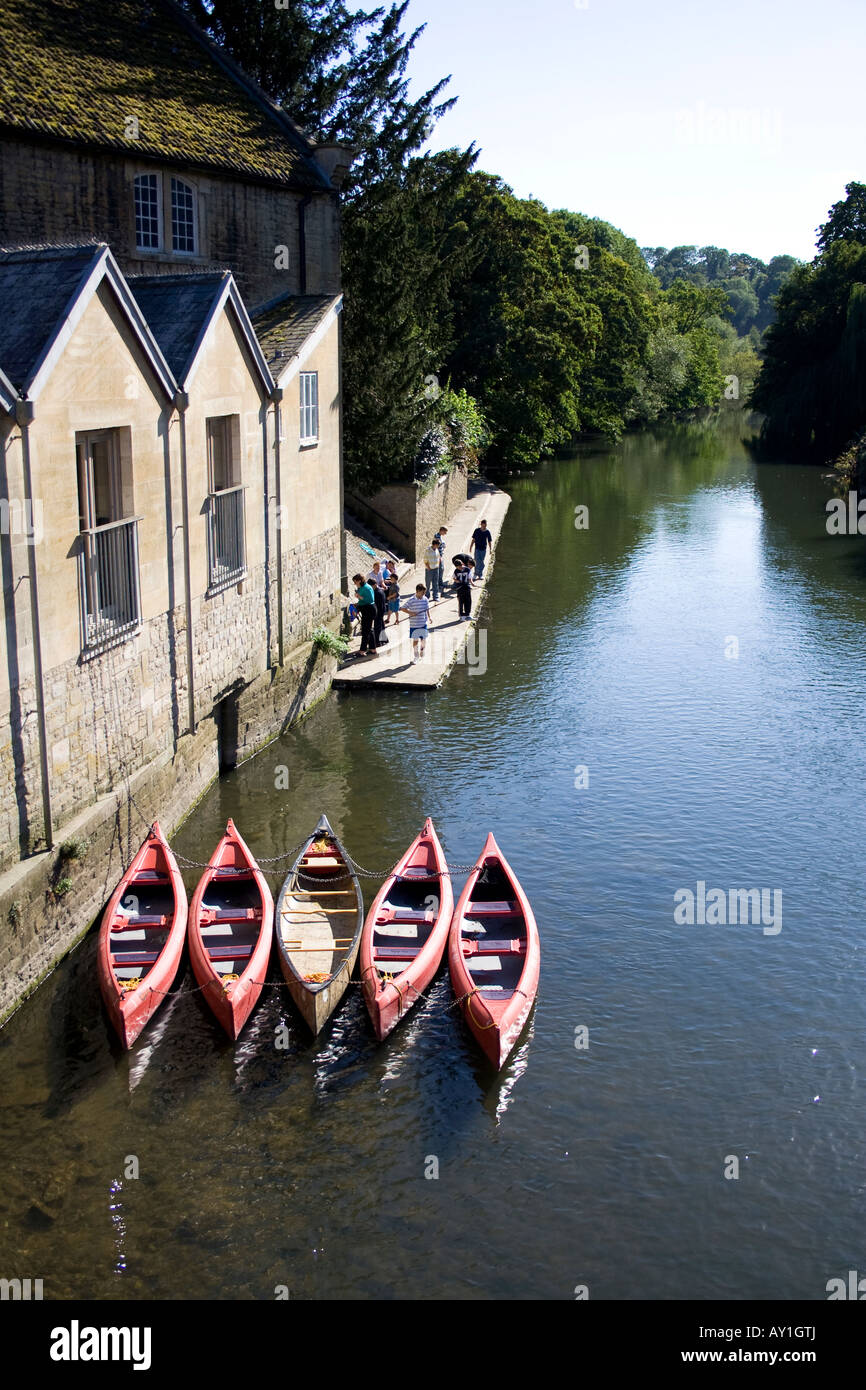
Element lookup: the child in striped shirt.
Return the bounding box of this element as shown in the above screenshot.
[401,584,431,662]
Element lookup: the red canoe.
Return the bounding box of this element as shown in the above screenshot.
[448,833,540,1069]
[189,819,274,1039]
[98,821,188,1049]
[360,818,453,1041]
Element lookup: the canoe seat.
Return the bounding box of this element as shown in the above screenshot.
[111,950,162,967]
[134,870,169,883]
[462,938,526,956]
[300,855,343,871]
[377,913,432,926]
[374,946,422,961]
[214,867,253,878]
[113,913,170,929]
[200,907,261,924]
[206,943,254,961]
[399,867,436,879]
[467,901,519,915]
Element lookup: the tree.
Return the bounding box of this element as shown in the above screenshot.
[817,181,866,252]
[443,175,600,467]
[341,148,480,493]
[665,280,729,334]
[751,239,866,458]
[180,0,455,187]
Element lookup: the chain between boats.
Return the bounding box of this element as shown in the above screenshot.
[171,840,483,880]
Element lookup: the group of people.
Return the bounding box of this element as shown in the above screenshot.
[351,517,495,664]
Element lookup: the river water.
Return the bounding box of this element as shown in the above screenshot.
[2,416,865,1300]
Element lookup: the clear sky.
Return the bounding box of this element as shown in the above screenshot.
[366,0,866,263]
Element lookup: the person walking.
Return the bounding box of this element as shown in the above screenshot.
[367,560,387,645]
[471,518,494,580]
[352,573,378,658]
[454,560,472,619]
[401,583,431,663]
[423,536,441,601]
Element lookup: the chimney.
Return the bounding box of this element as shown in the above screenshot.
[313,143,357,190]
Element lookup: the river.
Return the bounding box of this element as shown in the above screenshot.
[2,415,865,1300]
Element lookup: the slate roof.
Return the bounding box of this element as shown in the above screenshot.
[0,0,329,191]
[0,243,102,392]
[128,271,229,381]
[252,294,338,373]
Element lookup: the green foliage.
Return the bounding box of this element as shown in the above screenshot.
[713,321,762,405]
[341,148,479,493]
[642,243,799,336]
[832,427,866,495]
[53,878,73,898]
[628,325,691,423]
[181,0,455,190]
[311,625,349,658]
[442,174,600,467]
[59,837,88,861]
[412,384,489,495]
[551,210,657,436]
[751,238,866,458]
[817,181,866,252]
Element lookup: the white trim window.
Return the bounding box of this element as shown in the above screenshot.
[300,371,319,444]
[134,173,161,250]
[171,176,197,254]
[75,428,141,653]
[206,415,246,591]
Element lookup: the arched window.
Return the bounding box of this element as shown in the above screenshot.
[171,177,197,254]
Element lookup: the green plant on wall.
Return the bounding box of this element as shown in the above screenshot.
[311,626,349,659]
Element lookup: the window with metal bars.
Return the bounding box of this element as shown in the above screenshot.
[75,429,141,653]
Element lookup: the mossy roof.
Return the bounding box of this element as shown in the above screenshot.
[0,0,329,190]
[253,294,338,372]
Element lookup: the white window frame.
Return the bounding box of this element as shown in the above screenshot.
[134,172,162,251]
[300,371,319,445]
[205,415,246,594]
[170,176,198,255]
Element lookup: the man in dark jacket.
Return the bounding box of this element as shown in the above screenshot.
[471,519,494,579]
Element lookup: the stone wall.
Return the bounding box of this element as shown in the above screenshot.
[0,138,341,310]
[348,466,468,563]
[278,523,342,648]
[0,637,339,1025]
[0,523,342,873]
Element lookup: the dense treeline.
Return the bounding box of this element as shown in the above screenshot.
[641,245,799,410]
[751,182,866,486]
[181,1,791,490]
[642,246,798,338]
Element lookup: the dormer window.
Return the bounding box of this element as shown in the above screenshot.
[171,177,197,254]
[134,173,161,250]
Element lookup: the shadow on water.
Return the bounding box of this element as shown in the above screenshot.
[42,934,115,1119]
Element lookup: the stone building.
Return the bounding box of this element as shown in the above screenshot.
[0,0,352,1018]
